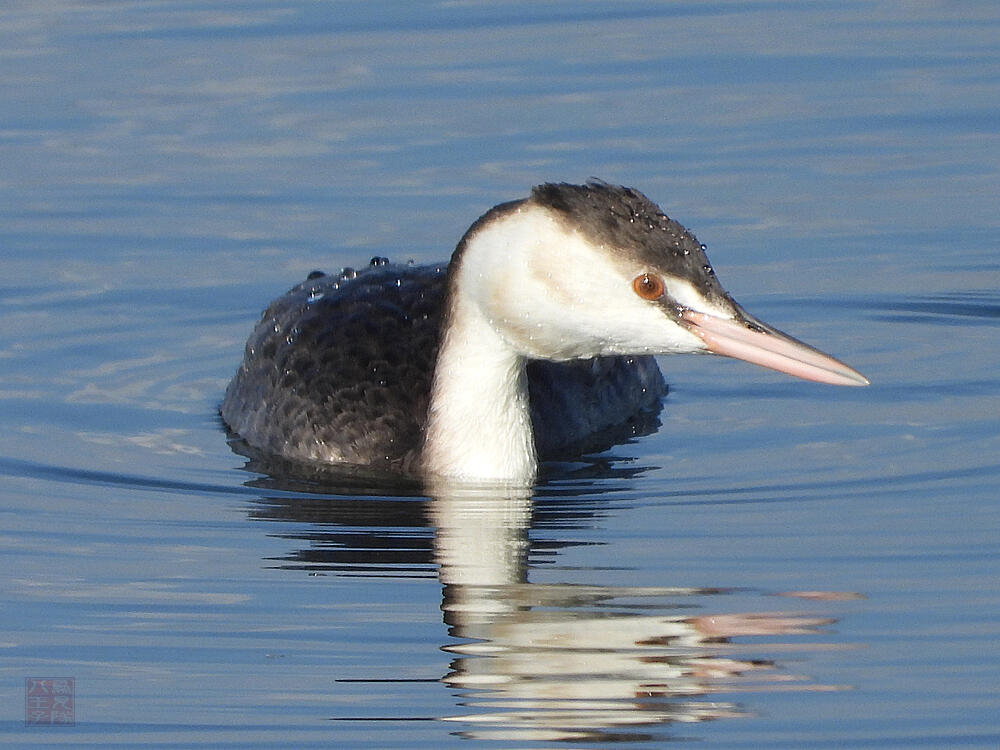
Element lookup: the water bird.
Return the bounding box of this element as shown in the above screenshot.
[221,182,867,483]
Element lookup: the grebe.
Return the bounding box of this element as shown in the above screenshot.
[221,182,867,483]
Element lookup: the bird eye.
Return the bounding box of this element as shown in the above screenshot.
[632,273,665,301]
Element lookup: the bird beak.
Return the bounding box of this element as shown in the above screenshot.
[681,308,869,386]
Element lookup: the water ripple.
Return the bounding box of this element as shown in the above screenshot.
[863,291,1000,326]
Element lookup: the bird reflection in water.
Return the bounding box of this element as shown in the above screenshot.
[241,457,857,745]
[430,481,847,744]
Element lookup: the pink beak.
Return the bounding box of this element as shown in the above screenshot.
[682,309,869,387]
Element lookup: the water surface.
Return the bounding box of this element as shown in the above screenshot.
[2,2,998,748]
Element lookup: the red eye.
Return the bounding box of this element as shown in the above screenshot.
[632,273,665,301]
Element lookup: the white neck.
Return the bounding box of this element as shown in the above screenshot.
[422,286,537,483]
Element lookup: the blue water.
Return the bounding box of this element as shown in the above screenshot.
[2,2,999,748]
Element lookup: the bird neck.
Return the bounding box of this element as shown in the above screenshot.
[421,286,537,485]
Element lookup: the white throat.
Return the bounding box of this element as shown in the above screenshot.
[421,285,537,483]
[420,207,563,484]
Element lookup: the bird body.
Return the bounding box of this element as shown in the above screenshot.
[221,257,665,477]
[222,182,867,484]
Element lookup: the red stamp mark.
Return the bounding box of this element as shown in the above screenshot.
[25,677,75,726]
